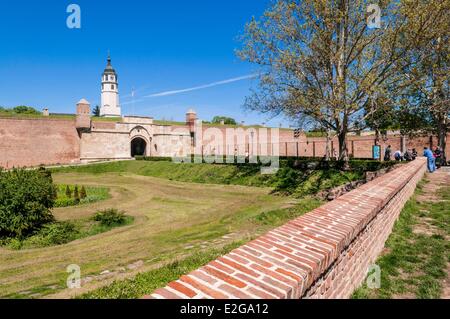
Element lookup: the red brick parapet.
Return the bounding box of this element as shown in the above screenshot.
[146,158,427,299]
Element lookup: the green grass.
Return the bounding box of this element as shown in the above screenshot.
[1,212,134,250]
[79,198,323,299]
[51,161,363,197]
[0,112,120,122]
[55,184,110,207]
[352,182,450,299]
[0,171,295,298]
[79,241,244,299]
[253,197,323,226]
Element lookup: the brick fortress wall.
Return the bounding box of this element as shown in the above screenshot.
[0,118,80,169]
[147,158,427,299]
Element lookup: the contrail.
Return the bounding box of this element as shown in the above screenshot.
[144,74,258,98]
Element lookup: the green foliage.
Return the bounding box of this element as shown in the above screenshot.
[93,209,127,227]
[2,213,135,250]
[353,183,450,299]
[52,160,387,197]
[92,105,101,117]
[272,167,299,193]
[24,222,79,247]
[0,106,40,115]
[211,116,237,125]
[65,185,72,198]
[254,198,322,226]
[0,168,56,238]
[13,106,40,114]
[134,156,172,162]
[80,186,87,199]
[55,185,109,207]
[73,186,80,204]
[80,241,244,299]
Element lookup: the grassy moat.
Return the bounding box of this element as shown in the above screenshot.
[0,159,390,299]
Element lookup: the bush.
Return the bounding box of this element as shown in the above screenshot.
[93,209,127,226]
[55,185,110,207]
[25,221,79,247]
[134,156,172,162]
[273,168,299,193]
[65,185,72,198]
[0,168,56,238]
[80,186,87,199]
[73,185,80,204]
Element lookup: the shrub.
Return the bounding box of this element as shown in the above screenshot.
[135,156,172,162]
[12,105,40,114]
[273,168,299,193]
[0,168,56,238]
[80,186,87,199]
[73,185,80,204]
[93,209,127,226]
[26,221,79,247]
[65,185,72,198]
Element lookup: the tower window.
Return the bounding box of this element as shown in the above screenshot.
[111,85,115,90]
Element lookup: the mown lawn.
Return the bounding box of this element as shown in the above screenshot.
[0,160,368,299]
[0,170,314,299]
[352,180,450,299]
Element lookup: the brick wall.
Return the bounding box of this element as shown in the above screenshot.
[147,158,427,299]
[0,118,80,168]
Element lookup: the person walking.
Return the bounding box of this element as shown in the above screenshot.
[424,147,436,173]
[394,150,403,161]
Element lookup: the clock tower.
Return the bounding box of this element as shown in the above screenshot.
[100,54,121,117]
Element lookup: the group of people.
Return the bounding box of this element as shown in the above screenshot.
[384,145,445,173]
[384,146,418,162]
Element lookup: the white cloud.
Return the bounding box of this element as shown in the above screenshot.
[144,74,258,98]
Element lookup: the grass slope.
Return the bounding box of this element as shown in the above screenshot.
[352,181,450,299]
[52,161,363,196]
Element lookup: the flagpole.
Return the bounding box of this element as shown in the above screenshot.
[132,86,135,116]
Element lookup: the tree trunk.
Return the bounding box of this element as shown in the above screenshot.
[375,129,380,146]
[437,115,447,165]
[325,130,332,161]
[338,128,350,170]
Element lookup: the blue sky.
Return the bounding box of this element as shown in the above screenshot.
[0,0,292,127]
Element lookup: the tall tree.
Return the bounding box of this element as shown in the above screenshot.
[238,0,439,162]
[395,0,449,162]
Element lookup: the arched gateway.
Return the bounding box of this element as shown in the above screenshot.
[131,137,147,157]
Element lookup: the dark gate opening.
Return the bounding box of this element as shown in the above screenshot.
[131,137,147,157]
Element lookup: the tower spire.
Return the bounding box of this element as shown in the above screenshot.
[107,50,111,65]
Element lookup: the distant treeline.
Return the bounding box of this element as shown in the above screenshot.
[0,106,40,115]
